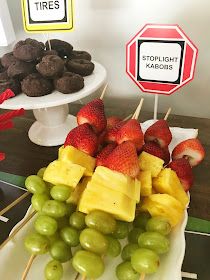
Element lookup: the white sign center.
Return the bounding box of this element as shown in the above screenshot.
[29,0,65,21]
[138,42,182,83]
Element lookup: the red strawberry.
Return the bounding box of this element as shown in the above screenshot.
[77,98,107,133]
[107,116,122,129]
[64,123,98,156]
[172,138,205,167]
[105,121,126,143]
[144,119,172,148]
[98,130,107,146]
[142,142,170,165]
[168,158,194,191]
[96,143,117,166]
[116,119,144,151]
[104,141,140,178]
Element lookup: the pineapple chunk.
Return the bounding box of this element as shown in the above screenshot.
[138,170,152,197]
[92,166,141,202]
[67,177,91,205]
[141,194,184,226]
[139,152,164,177]
[79,181,136,222]
[153,168,189,208]
[59,146,95,176]
[43,160,85,188]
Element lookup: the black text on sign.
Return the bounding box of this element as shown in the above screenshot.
[137,40,185,84]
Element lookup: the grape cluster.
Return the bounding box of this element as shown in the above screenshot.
[24,169,172,279]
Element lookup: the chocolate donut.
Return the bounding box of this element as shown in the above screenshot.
[41,49,58,58]
[7,60,36,80]
[36,55,64,78]
[21,73,54,97]
[69,50,91,61]
[66,59,94,76]
[54,72,84,94]
[45,39,73,58]
[0,72,21,95]
[13,38,44,62]
[1,52,18,69]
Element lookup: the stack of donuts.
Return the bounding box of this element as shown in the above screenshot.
[0,39,94,97]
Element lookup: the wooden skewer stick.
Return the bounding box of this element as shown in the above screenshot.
[123,114,132,121]
[0,210,36,250]
[164,107,172,121]
[132,98,144,120]
[100,83,108,100]
[0,191,30,217]
[140,273,145,280]
[80,275,86,280]
[21,255,36,280]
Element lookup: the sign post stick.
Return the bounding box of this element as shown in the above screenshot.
[153,94,159,121]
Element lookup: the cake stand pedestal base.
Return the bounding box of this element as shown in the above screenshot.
[28,104,77,147]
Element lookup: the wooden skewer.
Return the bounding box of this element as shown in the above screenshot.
[80,275,86,280]
[0,191,30,217]
[132,98,144,120]
[0,210,36,250]
[164,107,171,121]
[123,114,132,121]
[100,83,108,100]
[140,273,145,280]
[21,254,36,280]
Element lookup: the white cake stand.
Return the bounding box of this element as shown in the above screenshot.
[0,62,107,147]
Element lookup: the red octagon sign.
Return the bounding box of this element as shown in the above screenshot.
[126,24,198,95]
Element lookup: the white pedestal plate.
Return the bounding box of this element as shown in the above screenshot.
[0,62,107,146]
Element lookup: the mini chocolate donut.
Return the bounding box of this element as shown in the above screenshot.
[13,38,44,62]
[7,60,36,80]
[45,39,73,58]
[54,72,84,94]
[36,55,64,78]
[0,74,21,95]
[0,69,9,81]
[66,59,94,76]
[21,73,54,97]
[1,52,18,69]
[69,50,91,61]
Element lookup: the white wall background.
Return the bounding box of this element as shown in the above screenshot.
[1,0,210,118]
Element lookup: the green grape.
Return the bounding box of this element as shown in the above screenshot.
[131,248,159,274]
[116,261,139,280]
[80,228,108,255]
[72,250,105,279]
[45,260,63,280]
[37,167,46,179]
[128,228,144,244]
[34,215,58,236]
[69,212,86,230]
[31,193,50,212]
[65,203,77,216]
[56,216,69,230]
[138,231,170,254]
[106,236,121,257]
[48,232,60,245]
[85,210,116,234]
[42,200,67,218]
[24,232,49,255]
[146,216,172,236]
[112,221,129,239]
[133,212,151,229]
[50,240,72,263]
[121,243,139,261]
[50,185,72,202]
[60,226,80,247]
[25,175,48,194]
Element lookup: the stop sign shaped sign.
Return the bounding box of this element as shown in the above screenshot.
[126,24,198,95]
